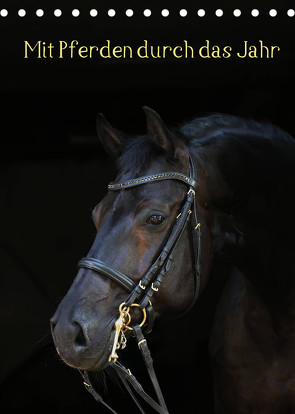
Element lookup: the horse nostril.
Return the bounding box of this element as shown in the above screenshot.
[73,321,88,348]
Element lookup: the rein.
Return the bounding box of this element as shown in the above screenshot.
[78,155,201,413]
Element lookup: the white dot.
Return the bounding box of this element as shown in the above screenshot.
[126,9,133,17]
[251,9,259,17]
[54,9,62,17]
[108,9,116,17]
[197,9,205,17]
[0,9,8,17]
[36,9,44,17]
[233,9,241,17]
[269,9,277,17]
[287,9,295,17]
[90,9,98,17]
[180,9,187,17]
[18,9,26,17]
[143,9,151,17]
[72,9,80,17]
[216,9,223,17]
[161,9,169,17]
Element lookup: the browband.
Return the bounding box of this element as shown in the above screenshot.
[108,171,197,191]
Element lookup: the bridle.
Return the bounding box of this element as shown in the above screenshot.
[77,155,201,414]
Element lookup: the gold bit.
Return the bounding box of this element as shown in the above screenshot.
[108,302,147,362]
[109,314,124,362]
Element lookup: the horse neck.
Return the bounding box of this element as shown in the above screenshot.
[190,138,295,311]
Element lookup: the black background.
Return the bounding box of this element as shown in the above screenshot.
[0,1,294,413]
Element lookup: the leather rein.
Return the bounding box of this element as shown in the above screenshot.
[77,155,201,414]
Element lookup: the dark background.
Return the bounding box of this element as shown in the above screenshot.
[0,1,294,412]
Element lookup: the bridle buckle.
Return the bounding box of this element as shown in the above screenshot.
[187,188,195,196]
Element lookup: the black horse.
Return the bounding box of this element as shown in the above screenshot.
[51,108,295,413]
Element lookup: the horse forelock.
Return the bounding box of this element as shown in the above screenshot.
[117,135,161,177]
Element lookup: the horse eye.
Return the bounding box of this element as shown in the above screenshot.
[147,215,165,225]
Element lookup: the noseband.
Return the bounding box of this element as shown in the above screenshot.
[78,156,201,414]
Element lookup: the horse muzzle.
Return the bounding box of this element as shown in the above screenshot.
[50,310,116,371]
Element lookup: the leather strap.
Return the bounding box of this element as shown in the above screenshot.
[78,257,136,292]
[113,363,169,414]
[108,171,197,191]
[81,357,169,414]
[80,371,118,414]
[125,181,196,309]
[133,325,168,412]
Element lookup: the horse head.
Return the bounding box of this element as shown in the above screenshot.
[50,108,215,372]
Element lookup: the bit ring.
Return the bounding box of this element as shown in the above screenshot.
[124,304,147,331]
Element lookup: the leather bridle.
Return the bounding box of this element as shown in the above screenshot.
[77,155,201,414]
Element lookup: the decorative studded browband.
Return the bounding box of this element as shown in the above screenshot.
[78,155,201,414]
[107,171,197,190]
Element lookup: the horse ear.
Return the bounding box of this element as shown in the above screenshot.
[96,113,123,160]
[143,106,187,161]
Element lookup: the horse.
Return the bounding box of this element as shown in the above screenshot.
[50,107,295,413]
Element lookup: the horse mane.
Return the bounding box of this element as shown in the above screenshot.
[117,113,295,177]
[179,113,294,147]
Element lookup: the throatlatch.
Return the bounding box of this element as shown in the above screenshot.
[78,155,201,414]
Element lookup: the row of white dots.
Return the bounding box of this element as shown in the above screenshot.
[0,9,295,18]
